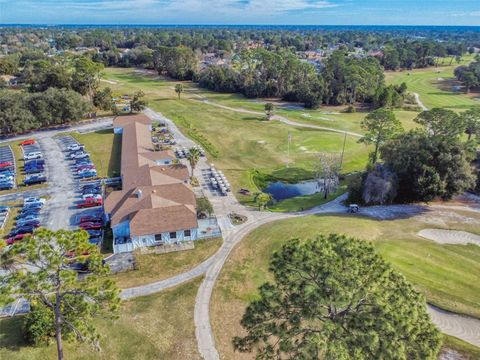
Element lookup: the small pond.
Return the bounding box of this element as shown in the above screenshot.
[263,180,322,201]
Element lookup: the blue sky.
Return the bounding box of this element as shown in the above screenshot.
[0,0,479,25]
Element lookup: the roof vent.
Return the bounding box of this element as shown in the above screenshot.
[135,189,143,198]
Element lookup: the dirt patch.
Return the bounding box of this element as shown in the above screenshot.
[418,229,480,246]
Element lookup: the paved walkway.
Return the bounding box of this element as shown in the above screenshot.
[193,97,363,137]
[414,92,429,111]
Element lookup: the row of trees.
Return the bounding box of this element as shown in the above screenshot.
[455,55,480,93]
[195,48,406,108]
[352,107,479,204]
[0,88,91,135]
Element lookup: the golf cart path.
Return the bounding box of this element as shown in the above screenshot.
[189,95,362,138]
[414,92,429,111]
[129,109,480,357]
[418,229,480,246]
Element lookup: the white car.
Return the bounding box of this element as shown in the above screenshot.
[67,144,84,152]
[24,152,43,160]
[70,152,90,159]
[24,197,46,206]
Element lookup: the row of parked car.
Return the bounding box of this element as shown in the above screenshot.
[21,140,47,186]
[6,197,46,245]
[0,145,16,191]
[77,183,104,246]
[65,143,98,179]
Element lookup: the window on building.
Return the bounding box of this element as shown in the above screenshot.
[184,230,191,237]
[155,234,162,242]
[169,232,177,239]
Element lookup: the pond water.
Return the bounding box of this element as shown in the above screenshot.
[264,180,322,201]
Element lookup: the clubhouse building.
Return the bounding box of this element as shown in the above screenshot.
[105,114,199,253]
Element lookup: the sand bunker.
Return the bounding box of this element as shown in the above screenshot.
[418,229,480,246]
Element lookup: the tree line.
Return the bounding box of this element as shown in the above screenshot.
[153,46,407,109]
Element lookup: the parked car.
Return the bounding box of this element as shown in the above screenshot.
[23,201,43,208]
[67,143,84,152]
[20,139,36,146]
[0,161,13,168]
[24,174,47,185]
[79,222,103,230]
[70,152,90,159]
[86,230,102,237]
[77,171,97,179]
[0,182,14,190]
[6,233,28,245]
[24,197,46,206]
[79,215,103,223]
[77,199,102,208]
[17,216,40,225]
[17,211,40,219]
[25,167,44,174]
[9,226,35,236]
[25,159,45,166]
[81,194,102,201]
[24,152,43,160]
[18,220,41,227]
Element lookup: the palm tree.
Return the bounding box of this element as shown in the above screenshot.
[187,148,201,176]
[264,102,274,121]
[175,83,184,99]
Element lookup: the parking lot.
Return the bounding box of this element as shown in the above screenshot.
[0,145,16,191]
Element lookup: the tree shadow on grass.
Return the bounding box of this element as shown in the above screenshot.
[0,316,28,351]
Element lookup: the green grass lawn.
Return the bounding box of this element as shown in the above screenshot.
[71,129,121,178]
[102,68,371,206]
[211,213,480,359]
[0,278,202,360]
[111,238,222,288]
[385,55,480,111]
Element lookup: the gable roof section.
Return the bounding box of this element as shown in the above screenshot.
[107,113,198,237]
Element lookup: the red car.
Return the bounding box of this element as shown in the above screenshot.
[20,139,36,146]
[79,215,102,223]
[79,222,103,230]
[6,233,28,245]
[77,199,103,208]
[0,161,13,168]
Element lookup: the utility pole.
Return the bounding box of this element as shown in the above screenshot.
[339,131,347,170]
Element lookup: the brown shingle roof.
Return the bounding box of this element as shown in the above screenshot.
[129,205,197,237]
[107,114,198,237]
[113,114,152,129]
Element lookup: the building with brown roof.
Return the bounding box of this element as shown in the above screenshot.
[105,114,198,253]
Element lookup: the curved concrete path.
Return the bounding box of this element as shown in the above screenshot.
[414,92,429,111]
[190,95,362,138]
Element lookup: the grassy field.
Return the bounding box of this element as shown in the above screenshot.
[102,68,371,203]
[385,55,480,111]
[0,278,202,360]
[111,238,222,288]
[211,212,480,359]
[71,129,121,178]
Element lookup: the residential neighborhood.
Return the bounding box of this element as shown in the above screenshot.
[1,4,480,360]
